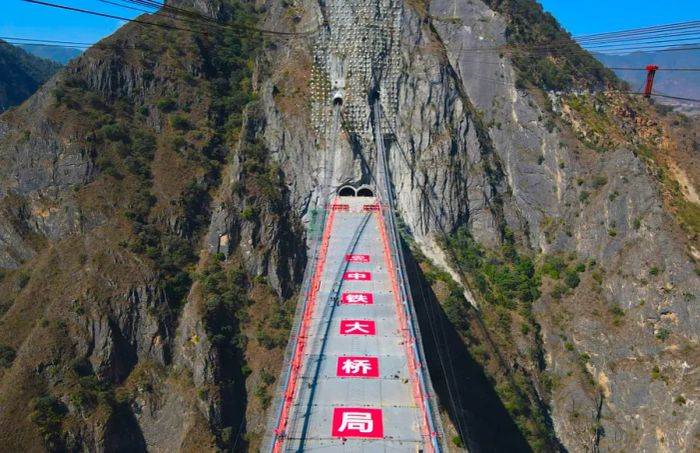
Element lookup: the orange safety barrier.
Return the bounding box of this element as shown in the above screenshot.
[363,204,381,211]
[272,208,337,453]
[330,204,350,211]
[376,209,435,453]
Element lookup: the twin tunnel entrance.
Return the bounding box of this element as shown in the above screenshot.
[338,185,374,197]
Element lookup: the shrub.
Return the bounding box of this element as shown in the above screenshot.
[564,270,580,289]
[541,255,566,279]
[592,175,608,188]
[240,206,255,220]
[15,271,30,289]
[30,396,68,451]
[610,306,625,317]
[0,344,16,368]
[257,330,283,350]
[170,114,191,131]
[221,426,234,446]
[260,370,276,386]
[97,123,130,142]
[649,266,659,276]
[71,357,93,376]
[633,217,641,230]
[675,395,686,406]
[655,328,670,341]
[254,384,271,407]
[551,284,568,300]
[157,97,177,112]
[51,87,67,105]
[579,353,591,364]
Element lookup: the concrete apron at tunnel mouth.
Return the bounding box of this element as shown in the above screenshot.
[282,196,431,452]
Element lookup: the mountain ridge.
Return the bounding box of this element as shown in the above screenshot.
[0,40,61,112]
[595,46,700,113]
[18,44,83,64]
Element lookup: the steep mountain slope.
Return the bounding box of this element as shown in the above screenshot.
[18,44,83,64]
[0,40,61,112]
[0,0,698,452]
[0,4,297,451]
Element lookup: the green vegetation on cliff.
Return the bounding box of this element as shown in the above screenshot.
[0,1,265,450]
[0,40,60,111]
[436,228,561,451]
[481,0,619,91]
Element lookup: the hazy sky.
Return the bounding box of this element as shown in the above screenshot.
[0,0,699,44]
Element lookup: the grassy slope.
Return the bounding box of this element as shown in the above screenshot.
[418,1,699,451]
[0,2,287,450]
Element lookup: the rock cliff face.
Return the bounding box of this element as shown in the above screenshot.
[0,0,698,452]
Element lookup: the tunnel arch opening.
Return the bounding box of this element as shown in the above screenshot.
[338,186,356,197]
[357,187,374,197]
[332,93,343,106]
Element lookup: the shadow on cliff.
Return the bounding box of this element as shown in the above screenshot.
[402,242,532,453]
[103,405,147,453]
[217,324,250,452]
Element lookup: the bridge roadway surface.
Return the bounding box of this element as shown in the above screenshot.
[278,196,431,452]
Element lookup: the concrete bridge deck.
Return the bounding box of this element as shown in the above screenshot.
[269,196,436,452]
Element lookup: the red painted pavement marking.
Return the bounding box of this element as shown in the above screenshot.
[346,254,370,263]
[339,320,376,335]
[376,209,435,452]
[336,356,380,378]
[331,408,384,438]
[272,209,337,453]
[343,271,371,281]
[341,292,374,305]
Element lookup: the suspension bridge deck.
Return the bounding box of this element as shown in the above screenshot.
[270,196,436,452]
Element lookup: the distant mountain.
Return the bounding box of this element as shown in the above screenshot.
[18,44,82,64]
[0,40,61,112]
[595,47,700,113]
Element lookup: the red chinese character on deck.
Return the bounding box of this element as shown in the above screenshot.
[345,254,370,263]
[336,356,379,378]
[331,408,383,438]
[343,271,371,281]
[339,320,376,335]
[341,292,374,305]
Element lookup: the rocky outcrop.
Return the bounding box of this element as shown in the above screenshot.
[426,1,700,451]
